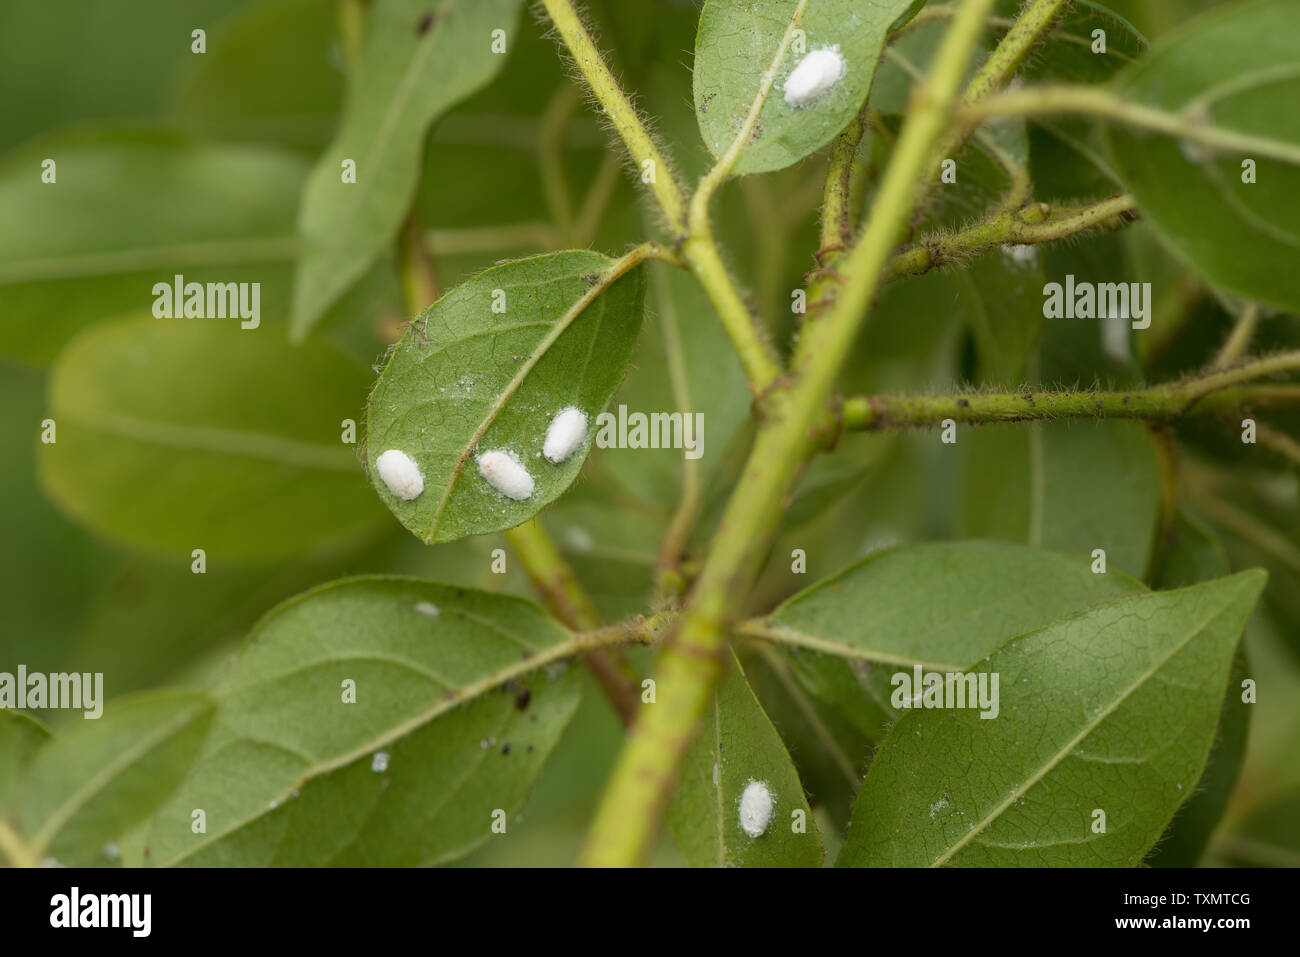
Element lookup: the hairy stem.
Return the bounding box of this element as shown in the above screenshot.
[577,0,999,868]
[883,193,1137,281]
[841,358,1300,432]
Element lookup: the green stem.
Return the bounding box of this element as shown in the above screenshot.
[539,83,583,242]
[964,85,1300,167]
[820,110,868,254]
[577,0,998,868]
[0,821,39,868]
[1213,302,1261,369]
[883,193,1136,281]
[840,360,1300,432]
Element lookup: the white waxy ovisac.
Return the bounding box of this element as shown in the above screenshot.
[738,779,774,838]
[782,47,845,108]
[376,449,424,501]
[477,449,535,500]
[543,407,588,463]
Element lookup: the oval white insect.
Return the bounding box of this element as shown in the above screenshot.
[376,449,424,501]
[783,47,845,108]
[477,449,535,500]
[738,779,774,838]
[543,406,588,463]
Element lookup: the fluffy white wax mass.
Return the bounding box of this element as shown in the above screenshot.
[738,779,774,838]
[376,449,424,501]
[478,449,535,500]
[783,47,845,108]
[543,407,588,463]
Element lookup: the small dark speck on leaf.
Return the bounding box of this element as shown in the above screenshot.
[582,273,602,286]
[526,745,534,753]
[957,398,970,408]
[514,688,531,711]
[416,11,436,35]
[502,744,512,756]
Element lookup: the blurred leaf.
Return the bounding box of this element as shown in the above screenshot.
[290,0,524,339]
[0,711,50,812]
[950,247,1046,385]
[365,251,645,544]
[693,0,913,175]
[148,577,580,866]
[175,0,344,152]
[40,318,386,559]
[1219,790,1300,867]
[1108,0,1300,312]
[18,690,213,863]
[838,571,1266,866]
[1013,0,1148,199]
[0,129,304,366]
[0,0,258,155]
[0,365,119,672]
[959,420,1162,578]
[668,651,822,867]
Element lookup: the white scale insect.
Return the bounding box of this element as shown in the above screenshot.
[478,449,535,500]
[738,779,774,838]
[543,406,588,464]
[376,449,424,501]
[783,46,846,108]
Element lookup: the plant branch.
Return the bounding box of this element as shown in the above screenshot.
[819,109,869,254]
[0,821,39,868]
[883,193,1137,281]
[577,0,998,868]
[963,85,1300,167]
[840,358,1300,432]
[1213,302,1261,369]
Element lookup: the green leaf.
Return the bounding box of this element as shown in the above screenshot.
[365,251,646,544]
[0,711,50,812]
[1108,0,1300,312]
[959,420,1162,578]
[667,651,822,867]
[751,540,1144,671]
[837,570,1266,867]
[18,690,213,863]
[0,129,304,366]
[174,0,345,153]
[290,0,524,340]
[693,0,915,175]
[40,317,386,560]
[147,577,582,866]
